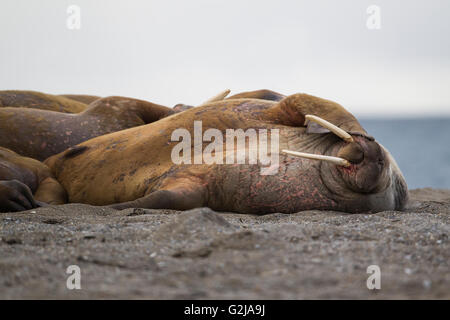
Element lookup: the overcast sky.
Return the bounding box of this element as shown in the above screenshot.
[1,0,449,116]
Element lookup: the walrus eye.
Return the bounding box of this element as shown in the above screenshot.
[304,115,354,143]
[282,149,351,167]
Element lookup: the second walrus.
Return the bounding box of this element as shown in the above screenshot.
[0,96,176,160]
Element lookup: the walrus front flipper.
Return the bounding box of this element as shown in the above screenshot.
[266,93,368,136]
[110,186,206,211]
[0,180,38,212]
[0,147,67,211]
[0,177,65,212]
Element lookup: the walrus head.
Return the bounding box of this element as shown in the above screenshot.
[282,114,408,212]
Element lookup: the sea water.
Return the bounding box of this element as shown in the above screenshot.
[360,118,450,189]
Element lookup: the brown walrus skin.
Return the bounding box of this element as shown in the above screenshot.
[0,90,88,113]
[227,89,286,101]
[59,94,101,105]
[45,93,409,214]
[0,96,176,161]
[0,89,274,211]
[0,147,66,212]
[172,89,285,111]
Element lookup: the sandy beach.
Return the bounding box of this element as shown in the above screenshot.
[0,188,448,299]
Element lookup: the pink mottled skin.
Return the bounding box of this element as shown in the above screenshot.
[207,135,407,214]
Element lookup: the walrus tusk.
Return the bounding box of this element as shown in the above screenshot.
[282,149,351,167]
[305,115,354,143]
[198,89,231,106]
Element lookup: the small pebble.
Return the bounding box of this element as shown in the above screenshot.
[423,280,432,289]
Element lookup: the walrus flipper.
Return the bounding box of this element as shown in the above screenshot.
[110,186,206,211]
[0,180,39,212]
[0,177,65,211]
[0,147,67,211]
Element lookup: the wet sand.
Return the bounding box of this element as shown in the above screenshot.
[0,188,448,299]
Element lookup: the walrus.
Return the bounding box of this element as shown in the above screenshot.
[45,93,408,214]
[0,91,230,211]
[226,89,286,101]
[0,147,66,212]
[0,96,178,161]
[0,90,231,161]
[0,90,88,113]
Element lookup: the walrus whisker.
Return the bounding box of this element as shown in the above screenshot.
[282,149,351,167]
[305,115,354,143]
[198,89,231,106]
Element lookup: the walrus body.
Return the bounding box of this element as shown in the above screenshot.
[46,93,408,214]
[0,96,175,161]
[0,90,88,113]
[0,147,66,212]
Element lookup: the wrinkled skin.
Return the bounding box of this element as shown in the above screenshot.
[45,93,408,214]
[0,147,66,212]
[0,96,176,161]
[0,90,88,113]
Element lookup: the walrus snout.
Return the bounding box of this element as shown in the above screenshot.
[338,137,387,193]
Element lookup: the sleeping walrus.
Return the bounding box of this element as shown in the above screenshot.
[0,90,235,211]
[44,92,408,214]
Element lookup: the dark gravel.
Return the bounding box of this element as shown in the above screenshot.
[0,188,448,299]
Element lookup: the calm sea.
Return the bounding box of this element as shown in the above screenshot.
[360,118,450,190]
